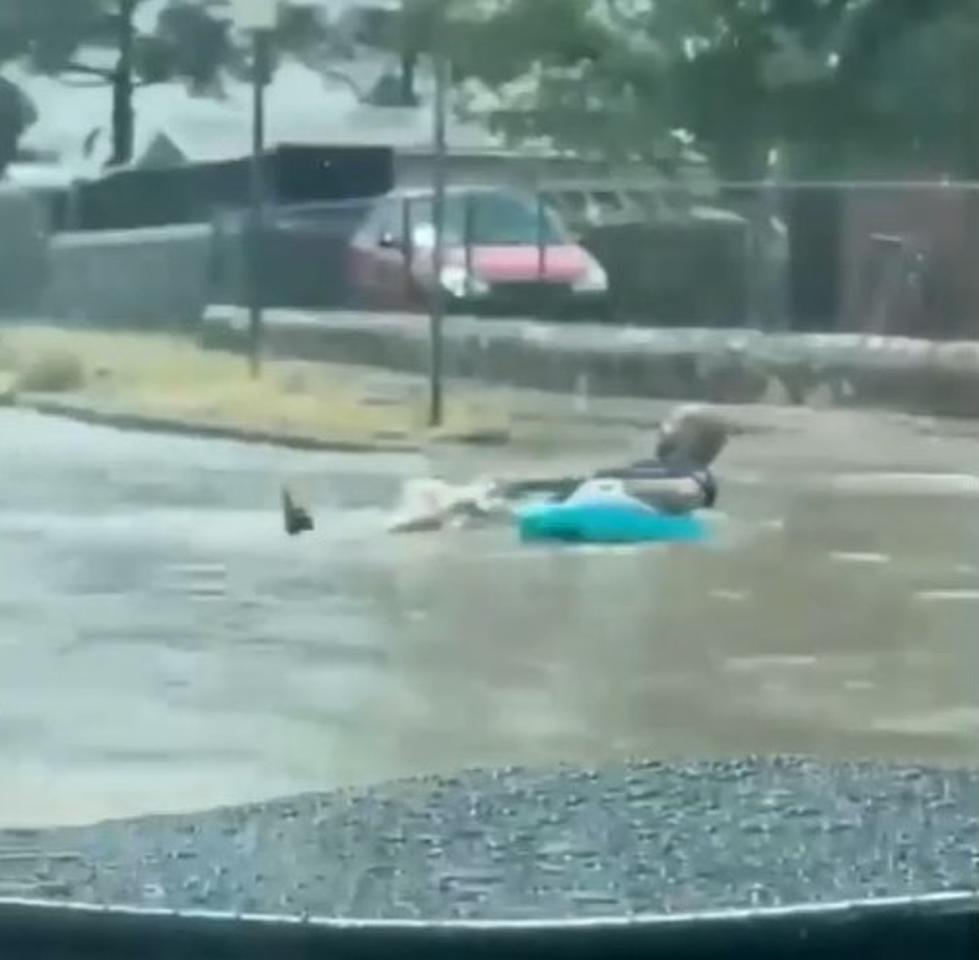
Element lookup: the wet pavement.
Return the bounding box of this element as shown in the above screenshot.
[1,405,979,836]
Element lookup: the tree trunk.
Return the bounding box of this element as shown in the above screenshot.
[398,0,418,106]
[0,77,32,179]
[109,0,136,166]
[399,50,417,105]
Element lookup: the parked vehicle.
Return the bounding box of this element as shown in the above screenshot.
[540,183,672,233]
[348,185,610,317]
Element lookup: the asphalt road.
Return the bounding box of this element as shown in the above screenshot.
[2,406,979,834]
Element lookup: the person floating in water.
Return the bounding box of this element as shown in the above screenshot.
[283,405,729,535]
[496,404,727,515]
[592,404,727,514]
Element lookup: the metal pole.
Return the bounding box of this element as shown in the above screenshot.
[247,30,269,378]
[428,9,448,427]
[537,190,546,281]
[463,191,474,296]
[402,195,415,302]
[536,187,547,320]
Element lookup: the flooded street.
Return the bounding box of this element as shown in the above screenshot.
[1,407,978,828]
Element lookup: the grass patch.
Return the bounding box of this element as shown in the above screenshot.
[16,350,85,393]
[0,337,19,371]
[2,326,510,446]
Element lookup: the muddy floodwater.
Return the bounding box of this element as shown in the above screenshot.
[1,407,978,827]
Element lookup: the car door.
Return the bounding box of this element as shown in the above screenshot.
[351,198,413,310]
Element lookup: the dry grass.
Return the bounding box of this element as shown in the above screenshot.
[16,350,85,393]
[0,336,19,371]
[2,326,510,446]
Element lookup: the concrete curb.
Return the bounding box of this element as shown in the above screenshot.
[15,396,422,455]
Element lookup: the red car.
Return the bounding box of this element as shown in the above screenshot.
[348,186,609,317]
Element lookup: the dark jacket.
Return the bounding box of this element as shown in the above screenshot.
[593,461,717,510]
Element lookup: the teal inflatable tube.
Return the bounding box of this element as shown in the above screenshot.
[517,500,707,544]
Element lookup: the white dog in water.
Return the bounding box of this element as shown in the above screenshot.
[386,476,508,533]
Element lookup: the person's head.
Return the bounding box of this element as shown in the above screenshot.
[655,404,729,470]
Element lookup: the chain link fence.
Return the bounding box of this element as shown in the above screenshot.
[202,178,979,339]
[15,162,979,343]
[208,178,753,327]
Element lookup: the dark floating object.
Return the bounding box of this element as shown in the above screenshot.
[282,487,314,537]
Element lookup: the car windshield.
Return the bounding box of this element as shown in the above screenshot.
[407,191,568,246]
[2,0,978,948]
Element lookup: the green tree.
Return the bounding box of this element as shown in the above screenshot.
[153,2,233,96]
[827,0,979,176]
[437,0,852,173]
[0,0,143,166]
[0,75,35,176]
[432,0,979,179]
[228,3,337,90]
[341,0,443,106]
[662,0,853,178]
[440,0,695,163]
[0,0,240,167]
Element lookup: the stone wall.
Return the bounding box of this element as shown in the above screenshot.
[201,305,979,418]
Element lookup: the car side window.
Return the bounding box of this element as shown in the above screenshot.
[378,200,409,246]
[358,200,401,247]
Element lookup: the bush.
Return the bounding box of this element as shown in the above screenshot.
[16,351,86,393]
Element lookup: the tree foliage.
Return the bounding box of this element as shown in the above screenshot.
[427,0,979,179]
[831,0,979,176]
[0,0,181,167]
[5,0,979,181]
[0,0,334,172]
[0,75,35,174]
[0,0,108,73]
[149,3,233,93]
[0,1,233,90]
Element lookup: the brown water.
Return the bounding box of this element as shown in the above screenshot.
[1,407,977,827]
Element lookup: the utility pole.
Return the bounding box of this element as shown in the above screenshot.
[247,29,270,378]
[231,0,277,378]
[428,0,449,427]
